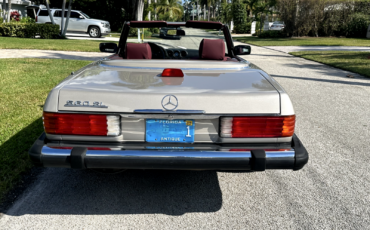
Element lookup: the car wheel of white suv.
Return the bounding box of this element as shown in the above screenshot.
[89,26,101,38]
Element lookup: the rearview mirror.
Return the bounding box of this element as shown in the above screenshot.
[176,29,186,36]
[79,15,84,19]
[99,43,118,53]
[234,45,251,55]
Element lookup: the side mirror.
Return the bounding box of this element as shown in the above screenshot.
[234,45,251,55]
[79,15,84,19]
[99,43,118,53]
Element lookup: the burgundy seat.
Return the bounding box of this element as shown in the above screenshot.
[199,39,226,60]
[125,43,152,59]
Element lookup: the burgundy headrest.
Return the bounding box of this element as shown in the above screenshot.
[125,43,152,59]
[199,39,225,60]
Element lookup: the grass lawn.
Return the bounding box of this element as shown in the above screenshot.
[234,36,370,47]
[0,37,118,52]
[290,51,370,78]
[0,59,91,201]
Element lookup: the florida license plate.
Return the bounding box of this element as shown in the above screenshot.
[146,119,195,143]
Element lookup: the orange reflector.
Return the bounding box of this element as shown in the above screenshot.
[161,68,184,77]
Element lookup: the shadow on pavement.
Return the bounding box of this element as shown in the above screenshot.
[7,168,223,216]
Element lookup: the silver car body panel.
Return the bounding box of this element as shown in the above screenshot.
[43,59,295,144]
[54,60,280,114]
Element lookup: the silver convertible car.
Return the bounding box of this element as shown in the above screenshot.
[29,21,308,172]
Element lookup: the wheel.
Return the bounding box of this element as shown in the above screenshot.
[88,26,101,38]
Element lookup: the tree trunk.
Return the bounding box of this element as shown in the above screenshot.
[2,0,6,23]
[7,0,11,22]
[136,0,144,21]
[154,0,157,20]
[208,6,210,21]
[61,0,66,35]
[62,0,72,36]
[148,0,151,21]
[45,0,55,25]
[204,4,206,20]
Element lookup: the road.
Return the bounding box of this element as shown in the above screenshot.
[1,30,370,229]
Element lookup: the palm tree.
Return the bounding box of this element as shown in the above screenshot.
[156,0,182,21]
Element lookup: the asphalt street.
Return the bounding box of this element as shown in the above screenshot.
[1,30,370,229]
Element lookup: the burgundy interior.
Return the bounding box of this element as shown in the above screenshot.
[125,43,152,59]
[199,39,226,61]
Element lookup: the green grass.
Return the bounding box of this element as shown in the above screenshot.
[290,51,370,78]
[234,36,370,47]
[0,37,118,52]
[0,59,91,201]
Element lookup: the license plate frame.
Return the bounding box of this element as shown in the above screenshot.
[145,119,195,143]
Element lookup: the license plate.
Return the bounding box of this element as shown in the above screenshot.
[146,119,195,143]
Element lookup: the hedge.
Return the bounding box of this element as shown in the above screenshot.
[0,23,60,39]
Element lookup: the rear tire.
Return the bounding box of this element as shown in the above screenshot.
[88,26,101,38]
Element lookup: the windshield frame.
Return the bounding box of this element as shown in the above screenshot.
[117,21,235,59]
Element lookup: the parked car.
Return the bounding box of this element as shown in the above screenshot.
[269,21,285,31]
[29,20,308,172]
[33,6,110,38]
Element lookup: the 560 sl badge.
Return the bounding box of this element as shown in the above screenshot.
[64,100,108,108]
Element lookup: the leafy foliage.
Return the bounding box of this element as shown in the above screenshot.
[277,0,370,38]
[0,23,60,39]
[257,30,286,38]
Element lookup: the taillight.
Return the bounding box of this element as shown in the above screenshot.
[220,116,295,138]
[43,112,120,136]
[161,68,184,77]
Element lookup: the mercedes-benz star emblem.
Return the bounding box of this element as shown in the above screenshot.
[161,95,178,111]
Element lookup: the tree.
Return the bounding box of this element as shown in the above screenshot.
[2,0,6,23]
[62,0,73,36]
[60,0,66,33]
[136,0,144,21]
[45,0,55,25]
[156,0,183,21]
[7,0,11,22]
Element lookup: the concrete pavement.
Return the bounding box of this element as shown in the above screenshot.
[1,32,370,229]
[264,45,370,53]
[0,49,111,61]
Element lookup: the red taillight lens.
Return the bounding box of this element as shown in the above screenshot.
[43,112,120,136]
[220,116,295,138]
[161,68,184,77]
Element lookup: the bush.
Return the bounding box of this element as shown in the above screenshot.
[346,13,370,38]
[258,30,286,38]
[0,23,60,39]
[129,27,138,36]
[234,22,251,34]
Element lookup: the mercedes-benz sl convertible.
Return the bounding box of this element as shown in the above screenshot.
[29,21,308,172]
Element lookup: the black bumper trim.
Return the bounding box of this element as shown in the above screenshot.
[292,134,309,171]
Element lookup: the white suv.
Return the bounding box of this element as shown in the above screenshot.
[36,8,110,38]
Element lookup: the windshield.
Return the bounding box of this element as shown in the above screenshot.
[80,12,90,19]
[127,27,227,52]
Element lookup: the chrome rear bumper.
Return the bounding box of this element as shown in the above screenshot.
[29,134,308,171]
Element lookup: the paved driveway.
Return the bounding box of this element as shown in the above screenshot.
[1,40,370,229]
